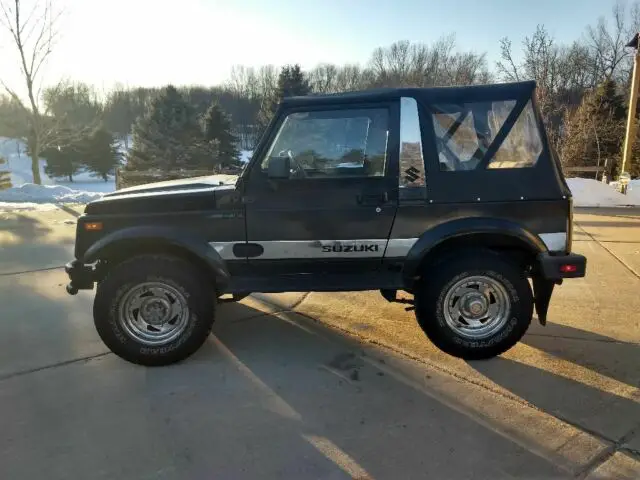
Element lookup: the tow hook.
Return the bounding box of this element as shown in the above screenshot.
[64,260,95,294]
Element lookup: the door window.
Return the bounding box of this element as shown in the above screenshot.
[260,108,389,178]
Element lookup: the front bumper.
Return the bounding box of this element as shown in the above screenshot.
[537,252,587,281]
[65,260,96,295]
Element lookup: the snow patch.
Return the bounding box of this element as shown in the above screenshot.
[0,183,104,204]
[0,202,59,212]
[567,178,640,207]
[4,136,640,209]
[1,136,118,193]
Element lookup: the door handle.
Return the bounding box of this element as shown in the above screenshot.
[357,192,388,205]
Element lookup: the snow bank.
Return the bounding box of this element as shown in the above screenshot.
[0,202,59,212]
[4,136,640,209]
[1,136,118,193]
[0,183,104,204]
[567,178,640,207]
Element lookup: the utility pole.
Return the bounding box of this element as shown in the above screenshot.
[620,33,640,193]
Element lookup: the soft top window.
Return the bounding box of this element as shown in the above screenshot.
[431,99,543,171]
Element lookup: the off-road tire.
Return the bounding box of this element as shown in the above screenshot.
[415,251,533,360]
[93,254,215,366]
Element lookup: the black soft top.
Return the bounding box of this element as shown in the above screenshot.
[282,80,537,106]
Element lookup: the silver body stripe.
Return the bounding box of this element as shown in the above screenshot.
[387,233,567,255]
[260,240,388,259]
[386,238,418,257]
[211,242,236,260]
[209,232,567,260]
[539,232,567,252]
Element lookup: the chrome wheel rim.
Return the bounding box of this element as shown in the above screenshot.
[119,282,189,346]
[442,275,511,340]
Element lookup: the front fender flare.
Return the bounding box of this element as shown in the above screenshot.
[82,226,230,288]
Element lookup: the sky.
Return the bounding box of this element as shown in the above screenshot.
[0,0,632,95]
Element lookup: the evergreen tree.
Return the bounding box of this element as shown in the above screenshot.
[561,80,626,179]
[41,129,84,182]
[257,64,311,136]
[103,87,156,149]
[82,127,122,181]
[201,102,239,168]
[276,64,311,100]
[126,85,204,172]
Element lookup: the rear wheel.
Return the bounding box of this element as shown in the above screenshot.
[415,252,533,360]
[93,254,215,366]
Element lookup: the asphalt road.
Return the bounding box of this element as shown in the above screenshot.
[0,206,639,479]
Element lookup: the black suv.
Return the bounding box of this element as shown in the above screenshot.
[66,80,586,366]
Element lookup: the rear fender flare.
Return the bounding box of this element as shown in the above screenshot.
[402,217,547,283]
[82,226,230,288]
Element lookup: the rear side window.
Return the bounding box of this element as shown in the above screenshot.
[399,97,426,188]
[488,101,543,169]
[431,100,542,171]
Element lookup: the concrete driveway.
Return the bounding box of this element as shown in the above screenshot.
[0,206,639,479]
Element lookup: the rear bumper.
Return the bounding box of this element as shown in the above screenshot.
[532,252,586,325]
[65,260,95,295]
[537,252,587,281]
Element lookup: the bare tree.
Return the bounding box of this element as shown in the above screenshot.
[308,63,338,93]
[0,0,61,184]
[228,65,260,100]
[496,38,521,82]
[367,36,489,89]
[586,1,638,83]
[327,64,368,92]
[560,79,626,179]
[496,26,583,150]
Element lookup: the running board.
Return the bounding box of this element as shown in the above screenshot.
[223,272,404,295]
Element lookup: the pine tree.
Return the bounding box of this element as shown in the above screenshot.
[201,102,239,168]
[126,85,203,172]
[276,64,311,100]
[41,129,84,182]
[82,127,122,181]
[561,80,626,179]
[257,64,311,136]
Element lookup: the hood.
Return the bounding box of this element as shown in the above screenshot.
[103,174,239,198]
[84,174,239,215]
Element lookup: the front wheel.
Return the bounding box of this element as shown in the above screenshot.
[93,254,216,366]
[415,252,533,360]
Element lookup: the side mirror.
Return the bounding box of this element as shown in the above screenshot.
[267,155,291,179]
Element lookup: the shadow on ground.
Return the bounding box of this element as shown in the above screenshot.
[524,322,640,389]
[0,211,75,274]
[469,319,640,442]
[574,207,640,220]
[1,286,580,480]
[0,269,104,379]
[469,352,640,442]
[574,220,640,229]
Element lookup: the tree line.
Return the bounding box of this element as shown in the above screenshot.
[1,0,639,184]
